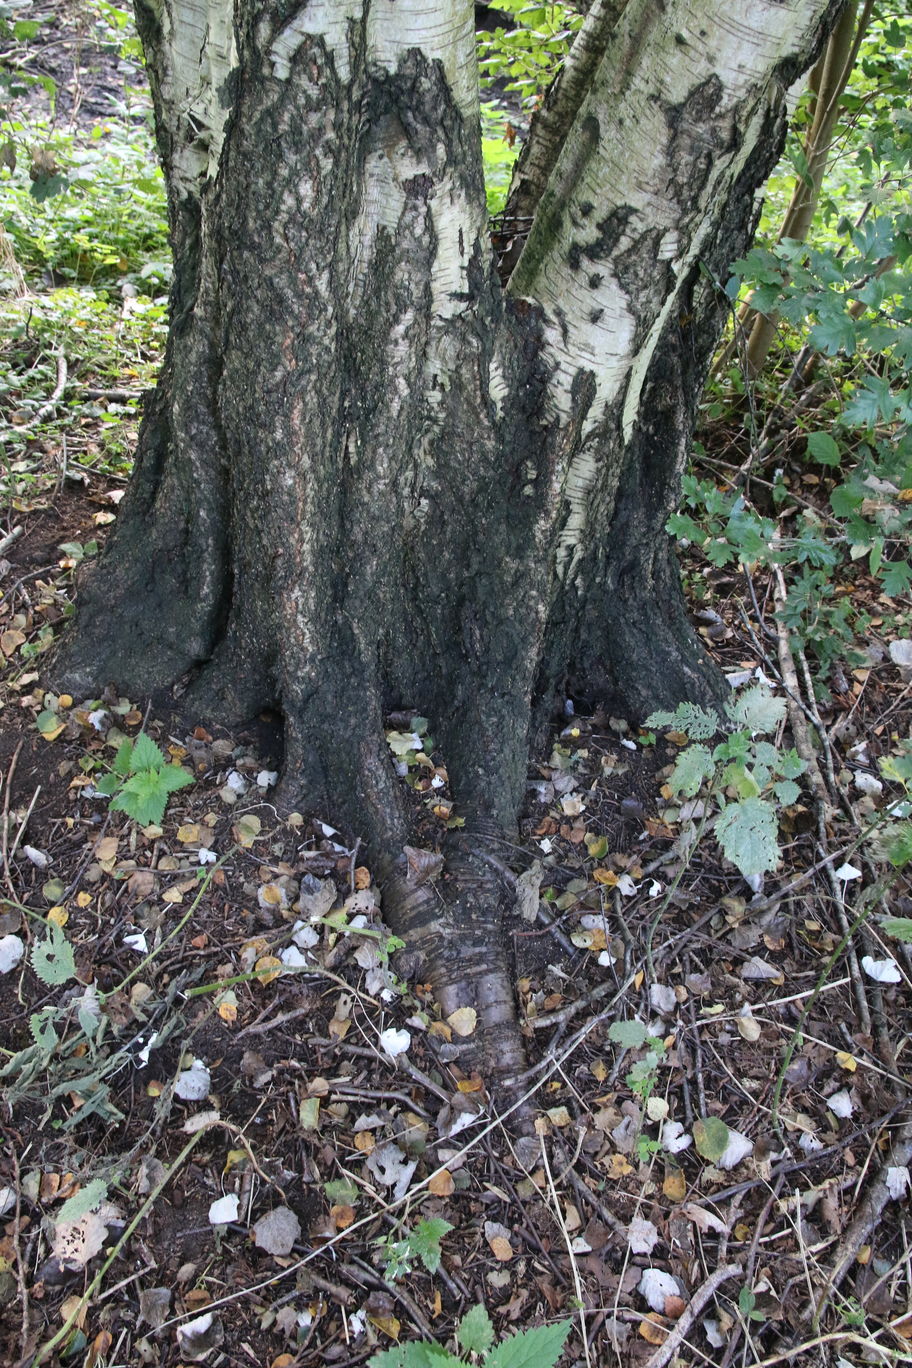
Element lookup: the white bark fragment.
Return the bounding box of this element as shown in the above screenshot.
[153,0,237,197]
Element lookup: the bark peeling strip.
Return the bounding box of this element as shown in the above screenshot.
[150,0,237,196]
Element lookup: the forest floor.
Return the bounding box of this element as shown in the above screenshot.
[2,6,912,1368]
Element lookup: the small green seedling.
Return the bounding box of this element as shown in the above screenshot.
[369,1303,571,1368]
[378,1217,453,1281]
[95,732,193,825]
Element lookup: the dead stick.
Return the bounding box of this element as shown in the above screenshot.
[814,1114,912,1321]
[1,741,23,897]
[643,1264,743,1368]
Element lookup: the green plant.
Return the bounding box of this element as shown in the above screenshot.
[94,731,193,824]
[737,1286,766,1325]
[369,1303,571,1368]
[378,1217,453,1281]
[477,1,582,111]
[646,685,806,881]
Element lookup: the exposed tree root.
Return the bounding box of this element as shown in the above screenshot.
[383,824,533,1125]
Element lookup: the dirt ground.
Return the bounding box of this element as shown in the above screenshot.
[0,475,910,1368]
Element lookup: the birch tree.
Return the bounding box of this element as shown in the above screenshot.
[57,0,842,1093]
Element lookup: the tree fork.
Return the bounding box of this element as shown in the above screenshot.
[53,0,846,1108]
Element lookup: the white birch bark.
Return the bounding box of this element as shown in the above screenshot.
[508,0,838,582]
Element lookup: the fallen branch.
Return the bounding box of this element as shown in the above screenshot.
[642,1263,742,1368]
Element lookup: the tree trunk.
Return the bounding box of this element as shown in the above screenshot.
[55,0,842,1100]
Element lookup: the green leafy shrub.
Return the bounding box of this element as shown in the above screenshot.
[646,686,806,880]
[369,1304,571,1368]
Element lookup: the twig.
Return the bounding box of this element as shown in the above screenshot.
[814,1112,912,1321]
[18,350,67,429]
[771,564,830,808]
[8,1143,30,1362]
[7,785,40,883]
[348,835,362,894]
[0,525,23,555]
[540,1131,591,1368]
[1,740,23,897]
[642,1264,742,1368]
[30,1127,209,1367]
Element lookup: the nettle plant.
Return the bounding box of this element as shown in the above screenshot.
[95,731,193,825]
[369,1304,571,1368]
[646,685,805,882]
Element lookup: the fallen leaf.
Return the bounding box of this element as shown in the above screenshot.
[254,955,283,985]
[428,1169,455,1197]
[638,1268,680,1313]
[379,1028,411,1057]
[0,935,25,973]
[174,1059,211,1101]
[138,1287,171,1329]
[628,1216,659,1254]
[252,1206,301,1256]
[638,1315,669,1345]
[367,1314,400,1341]
[209,1194,239,1225]
[861,955,901,983]
[663,1167,686,1202]
[447,1006,477,1038]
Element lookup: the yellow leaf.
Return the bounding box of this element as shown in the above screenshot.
[638,1316,668,1346]
[367,1315,400,1341]
[429,1020,452,1042]
[176,824,201,843]
[590,1059,608,1082]
[330,1203,356,1228]
[488,1235,513,1261]
[58,694,73,709]
[605,1153,633,1179]
[447,1006,477,1038]
[593,867,618,886]
[428,1169,455,1197]
[217,990,238,1024]
[354,866,372,889]
[254,955,282,985]
[224,1149,248,1173]
[76,891,92,908]
[47,906,68,927]
[836,1051,857,1072]
[663,1167,687,1202]
[162,886,184,905]
[354,1130,374,1154]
